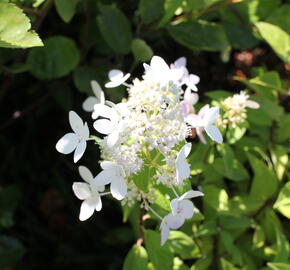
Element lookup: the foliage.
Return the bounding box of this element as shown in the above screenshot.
[0,0,289,269]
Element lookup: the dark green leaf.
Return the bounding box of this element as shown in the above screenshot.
[55,0,79,23]
[132,39,153,62]
[73,66,99,95]
[158,0,183,28]
[139,0,164,24]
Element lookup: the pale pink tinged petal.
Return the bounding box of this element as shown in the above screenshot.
[107,130,119,147]
[198,104,209,118]
[78,166,93,183]
[181,101,191,116]
[246,100,260,109]
[82,97,98,112]
[167,213,185,229]
[151,56,170,72]
[93,195,102,211]
[161,224,170,246]
[108,69,124,81]
[170,199,179,216]
[180,200,194,219]
[72,182,91,200]
[69,111,84,134]
[110,176,127,200]
[177,161,190,181]
[204,107,219,126]
[205,125,223,144]
[93,119,114,134]
[93,169,115,186]
[186,114,202,128]
[79,198,97,221]
[78,122,89,139]
[189,74,200,85]
[56,133,78,154]
[100,161,118,171]
[92,104,114,119]
[73,140,86,163]
[174,57,186,68]
[180,190,204,200]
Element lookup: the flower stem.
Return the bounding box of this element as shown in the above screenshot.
[171,184,180,198]
[144,202,163,221]
[99,192,111,196]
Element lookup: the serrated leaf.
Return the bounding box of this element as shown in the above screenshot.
[97,6,132,54]
[0,3,43,48]
[55,0,79,23]
[144,230,174,270]
[255,22,290,65]
[27,36,80,80]
[123,244,148,270]
[168,20,229,51]
[274,182,290,219]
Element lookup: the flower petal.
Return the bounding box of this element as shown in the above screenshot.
[78,166,93,183]
[110,176,127,200]
[180,200,194,219]
[94,195,102,211]
[167,213,185,229]
[93,119,114,134]
[79,197,98,221]
[107,130,119,147]
[174,57,186,68]
[176,143,192,162]
[82,97,99,112]
[91,80,105,104]
[72,182,91,200]
[246,100,260,109]
[93,169,115,186]
[56,133,78,154]
[100,161,118,171]
[204,107,219,126]
[205,125,223,144]
[176,160,190,183]
[108,69,124,81]
[78,122,89,139]
[74,140,86,163]
[170,198,179,216]
[184,88,199,105]
[179,190,204,200]
[186,114,203,128]
[160,223,170,246]
[69,111,84,134]
[92,104,114,119]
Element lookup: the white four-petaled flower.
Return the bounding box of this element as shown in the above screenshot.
[186,105,223,144]
[105,69,130,88]
[72,166,105,221]
[175,143,192,185]
[82,80,105,112]
[56,111,90,163]
[94,161,127,200]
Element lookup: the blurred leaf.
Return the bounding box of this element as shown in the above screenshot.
[219,215,252,230]
[275,115,290,142]
[248,153,278,202]
[203,185,229,213]
[123,244,148,270]
[132,163,154,192]
[194,221,219,237]
[205,90,231,100]
[0,2,43,48]
[267,4,290,35]
[144,230,174,270]
[55,0,79,23]
[168,231,199,259]
[97,6,132,54]
[261,209,282,243]
[0,235,25,268]
[226,125,247,144]
[274,228,289,263]
[220,258,241,270]
[132,39,153,63]
[270,146,288,180]
[255,22,290,65]
[168,20,229,51]
[158,0,183,28]
[274,182,290,219]
[268,263,290,270]
[229,195,262,215]
[223,22,259,50]
[173,257,190,270]
[73,66,99,95]
[190,254,212,270]
[27,36,80,80]
[253,224,265,248]
[188,0,220,11]
[139,0,164,24]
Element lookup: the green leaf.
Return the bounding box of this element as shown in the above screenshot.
[253,225,265,249]
[219,215,252,230]
[248,153,278,202]
[73,66,99,95]
[132,39,153,63]
[139,0,164,24]
[274,228,289,263]
[168,231,199,259]
[268,263,290,270]
[267,5,290,35]
[205,90,231,100]
[190,255,212,270]
[144,230,174,270]
[274,182,290,219]
[194,221,219,237]
[123,244,148,270]
[0,2,43,48]
[218,144,249,181]
[203,185,229,214]
[97,6,132,54]
[270,146,288,180]
[0,236,25,268]
[220,258,241,270]
[55,0,79,23]
[27,36,80,80]
[168,20,229,52]
[255,22,290,65]
[173,257,190,270]
[158,0,183,28]
[226,125,247,144]
[276,115,290,142]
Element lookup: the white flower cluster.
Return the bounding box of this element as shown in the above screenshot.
[219,91,260,128]
[56,56,223,245]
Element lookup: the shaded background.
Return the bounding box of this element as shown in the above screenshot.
[0,0,290,269]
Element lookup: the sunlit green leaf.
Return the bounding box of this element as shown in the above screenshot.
[123,244,148,270]
[274,182,290,219]
[158,0,183,28]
